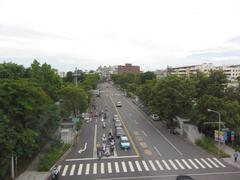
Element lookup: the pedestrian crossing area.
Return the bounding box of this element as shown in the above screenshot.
[57,157,227,176]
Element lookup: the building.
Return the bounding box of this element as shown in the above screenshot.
[170,63,214,76]
[169,63,240,86]
[117,63,140,74]
[154,69,168,79]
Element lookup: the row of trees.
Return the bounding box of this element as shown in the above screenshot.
[111,71,240,132]
[0,60,99,179]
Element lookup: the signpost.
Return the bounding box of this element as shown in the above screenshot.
[214,130,225,143]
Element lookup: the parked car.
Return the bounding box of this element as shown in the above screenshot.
[176,175,194,180]
[116,101,122,107]
[151,114,160,121]
[115,127,125,138]
[113,114,118,121]
[119,135,130,150]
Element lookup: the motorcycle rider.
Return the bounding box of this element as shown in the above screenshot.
[51,166,59,179]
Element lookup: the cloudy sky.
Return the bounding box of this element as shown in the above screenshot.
[0,0,240,71]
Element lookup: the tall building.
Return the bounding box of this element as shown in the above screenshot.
[117,63,140,74]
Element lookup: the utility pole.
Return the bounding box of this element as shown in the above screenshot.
[207,108,221,157]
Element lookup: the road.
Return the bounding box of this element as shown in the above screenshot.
[56,82,240,180]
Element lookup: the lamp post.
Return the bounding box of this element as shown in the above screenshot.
[207,108,221,157]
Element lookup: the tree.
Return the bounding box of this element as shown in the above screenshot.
[139,71,156,84]
[27,60,63,100]
[0,62,26,79]
[59,86,88,117]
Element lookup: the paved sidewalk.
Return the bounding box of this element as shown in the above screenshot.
[220,144,240,168]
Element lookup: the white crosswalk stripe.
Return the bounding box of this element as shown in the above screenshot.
[188,159,199,169]
[57,165,62,172]
[175,159,185,169]
[135,161,143,171]
[115,162,120,173]
[108,162,112,173]
[77,164,83,175]
[201,158,213,168]
[85,163,90,175]
[181,159,192,169]
[128,161,135,172]
[101,163,105,174]
[162,160,171,170]
[93,163,97,174]
[194,158,206,168]
[62,165,68,176]
[59,157,227,176]
[213,158,226,167]
[207,158,219,168]
[70,164,76,176]
[169,160,178,170]
[121,161,127,172]
[149,160,157,171]
[142,160,150,171]
[155,160,164,170]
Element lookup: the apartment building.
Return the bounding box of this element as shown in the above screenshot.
[117,63,140,74]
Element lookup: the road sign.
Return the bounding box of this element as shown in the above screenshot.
[214,130,225,143]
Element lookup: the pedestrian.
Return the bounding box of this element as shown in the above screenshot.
[233,151,238,162]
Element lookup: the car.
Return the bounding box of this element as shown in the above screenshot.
[116,101,122,107]
[176,175,194,180]
[115,121,122,128]
[119,135,130,150]
[115,127,125,138]
[151,114,160,121]
[113,114,118,121]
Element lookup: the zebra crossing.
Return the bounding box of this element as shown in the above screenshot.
[57,157,227,176]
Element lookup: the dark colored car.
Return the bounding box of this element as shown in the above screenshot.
[115,127,125,138]
[176,175,194,180]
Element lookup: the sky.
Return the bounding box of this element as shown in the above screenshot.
[0,0,240,72]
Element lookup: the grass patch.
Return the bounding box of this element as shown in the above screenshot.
[38,142,70,171]
[195,137,230,158]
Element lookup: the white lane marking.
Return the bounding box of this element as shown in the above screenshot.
[94,171,240,180]
[57,165,62,172]
[175,159,185,169]
[153,146,162,157]
[148,160,157,171]
[77,164,83,175]
[115,162,120,173]
[108,162,112,173]
[155,160,164,170]
[128,161,135,172]
[70,164,76,176]
[125,99,183,156]
[62,165,68,176]
[78,143,88,154]
[135,161,142,171]
[201,158,213,168]
[85,163,90,175]
[162,160,171,170]
[93,163,97,174]
[194,158,205,168]
[169,160,178,170]
[66,155,139,161]
[213,158,226,167]
[207,158,219,168]
[142,131,148,137]
[101,163,105,174]
[93,124,97,158]
[181,159,192,169]
[121,161,127,172]
[142,160,150,171]
[188,159,199,169]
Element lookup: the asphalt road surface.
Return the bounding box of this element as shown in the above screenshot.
[56,82,240,180]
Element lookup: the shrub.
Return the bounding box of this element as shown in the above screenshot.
[195,137,230,158]
[38,142,70,171]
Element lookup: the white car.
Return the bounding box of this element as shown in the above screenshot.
[116,101,122,107]
[151,114,160,121]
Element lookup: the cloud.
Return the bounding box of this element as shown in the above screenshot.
[128,38,162,50]
[228,36,240,44]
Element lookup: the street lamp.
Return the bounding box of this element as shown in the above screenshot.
[207,108,221,157]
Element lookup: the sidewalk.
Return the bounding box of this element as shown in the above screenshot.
[220,144,240,169]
